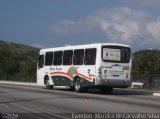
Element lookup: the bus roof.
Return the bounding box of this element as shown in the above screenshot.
[40,43,130,53]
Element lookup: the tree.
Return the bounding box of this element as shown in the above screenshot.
[24,59,37,82]
[0,48,21,80]
[132,50,160,88]
[0,41,39,82]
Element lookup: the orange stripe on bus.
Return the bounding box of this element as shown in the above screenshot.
[50,72,95,81]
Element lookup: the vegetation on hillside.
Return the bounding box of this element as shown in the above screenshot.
[132,50,160,88]
[0,40,39,82]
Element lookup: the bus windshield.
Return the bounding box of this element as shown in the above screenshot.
[102,46,131,63]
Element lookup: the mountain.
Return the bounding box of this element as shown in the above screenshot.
[0,40,40,82]
[0,40,39,59]
[133,49,160,56]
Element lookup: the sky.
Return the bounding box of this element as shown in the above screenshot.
[0,0,160,51]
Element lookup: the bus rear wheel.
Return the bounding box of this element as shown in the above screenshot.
[45,76,53,89]
[70,86,74,91]
[74,77,82,93]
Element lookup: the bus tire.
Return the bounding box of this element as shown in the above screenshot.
[70,86,74,91]
[45,76,53,89]
[74,77,82,93]
[99,87,113,94]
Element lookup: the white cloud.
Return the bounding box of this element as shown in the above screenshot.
[89,7,147,43]
[52,7,160,51]
[147,18,160,42]
[31,44,44,48]
[138,0,160,7]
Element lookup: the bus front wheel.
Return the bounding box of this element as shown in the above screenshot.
[45,76,53,89]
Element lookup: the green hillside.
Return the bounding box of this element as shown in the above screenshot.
[132,50,160,88]
[0,40,40,82]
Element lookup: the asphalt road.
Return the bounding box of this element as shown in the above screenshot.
[0,83,160,119]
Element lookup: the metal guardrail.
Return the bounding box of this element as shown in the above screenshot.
[131,82,144,88]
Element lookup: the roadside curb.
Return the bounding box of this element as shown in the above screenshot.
[0,81,68,89]
[131,89,160,97]
[0,80,37,86]
[153,93,160,96]
[117,88,160,96]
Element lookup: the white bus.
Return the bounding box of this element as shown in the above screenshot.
[37,43,132,93]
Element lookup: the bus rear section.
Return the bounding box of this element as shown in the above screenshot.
[96,45,132,93]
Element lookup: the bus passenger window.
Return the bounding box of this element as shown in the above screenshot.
[73,49,84,65]
[63,50,73,65]
[38,55,44,69]
[45,52,53,66]
[53,51,62,65]
[84,48,96,65]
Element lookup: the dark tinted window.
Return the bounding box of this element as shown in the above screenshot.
[38,55,44,69]
[45,52,53,66]
[84,48,96,65]
[121,48,131,63]
[73,49,84,65]
[63,50,73,65]
[53,51,62,65]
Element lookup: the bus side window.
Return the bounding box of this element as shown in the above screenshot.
[73,49,84,65]
[45,52,53,66]
[38,55,44,69]
[84,48,96,65]
[63,50,73,65]
[53,51,62,65]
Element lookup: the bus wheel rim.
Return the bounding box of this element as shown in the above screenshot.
[75,79,80,91]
